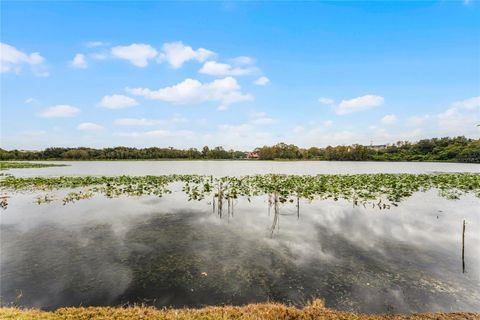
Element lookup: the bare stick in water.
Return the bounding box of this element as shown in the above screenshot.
[268,194,272,216]
[297,195,300,219]
[217,182,223,218]
[227,197,231,222]
[462,219,466,273]
[270,193,280,237]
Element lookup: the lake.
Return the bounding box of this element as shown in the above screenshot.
[1,161,479,314]
[6,160,480,177]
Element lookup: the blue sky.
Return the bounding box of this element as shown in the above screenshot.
[1,1,479,150]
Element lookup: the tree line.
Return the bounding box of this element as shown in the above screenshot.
[0,136,478,163]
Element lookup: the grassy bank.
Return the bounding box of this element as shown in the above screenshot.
[0,161,66,170]
[1,301,478,320]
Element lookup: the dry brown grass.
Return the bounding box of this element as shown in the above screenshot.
[0,300,478,320]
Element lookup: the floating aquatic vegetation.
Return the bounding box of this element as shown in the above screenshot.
[62,190,94,205]
[0,173,479,211]
[0,195,8,209]
[35,194,54,205]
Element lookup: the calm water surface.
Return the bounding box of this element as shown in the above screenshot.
[9,160,480,176]
[1,161,479,313]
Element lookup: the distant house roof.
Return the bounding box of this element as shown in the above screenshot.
[244,151,259,158]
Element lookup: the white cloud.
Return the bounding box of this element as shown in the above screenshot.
[198,61,231,76]
[157,41,215,68]
[253,76,270,86]
[85,41,106,48]
[21,130,47,138]
[38,105,80,118]
[199,61,257,76]
[218,123,254,135]
[381,114,397,125]
[335,95,384,115]
[250,111,267,118]
[436,96,480,136]
[36,96,474,149]
[249,110,274,125]
[399,129,423,140]
[406,115,430,127]
[98,94,138,109]
[71,53,87,69]
[323,120,334,127]
[0,42,48,76]
[289,125,377,147]
[216,105,229,111]
[25,98,40,105]
[111,43,158,67]
[250,117,274,125]
[211,113,275,146]
[230,56,254,65]
[293,126,305,133]
[452,96,480,110]
[127,76,253,110]
[368,126,391,141]
[318,97,334,105]
[115,129,194,139]
[403,97,480,139]
[114,118,164,126]
[114,115,188,127]
[169,115,189,123]
[77,122,104,131]
[196,126,273,150]
[289,120,335,143]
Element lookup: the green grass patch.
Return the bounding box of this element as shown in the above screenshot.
[0,161,66,170]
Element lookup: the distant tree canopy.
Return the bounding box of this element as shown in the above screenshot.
[0,136,479,163]
[254,143,302,160]
[369,136,480,163]
[0,146,244,161]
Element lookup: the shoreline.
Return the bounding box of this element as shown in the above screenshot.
[1,300,479,320]
[2,159,479,164]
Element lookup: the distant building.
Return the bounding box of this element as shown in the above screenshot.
[245,152,259,159]
[368,144,388,151]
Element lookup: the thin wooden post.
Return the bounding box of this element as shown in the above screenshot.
[270,193,279,238]
[268,194,272,216]
[227,197,231,221]
[218,182,223,218]
[462,219,466,273]
[297,195,300,219]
